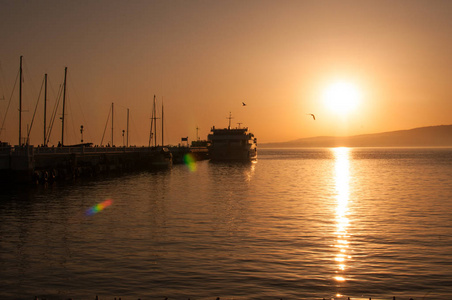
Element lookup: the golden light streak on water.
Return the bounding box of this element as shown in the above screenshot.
[332,147,351,283]
[245,163,256,182]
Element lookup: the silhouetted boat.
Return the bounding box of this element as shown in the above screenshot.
[168,140,210,164]
[147,95,172,168]
[148,146,172,168]
[167,144,189,164]
[207,113,257,161]
[190,139,210,161]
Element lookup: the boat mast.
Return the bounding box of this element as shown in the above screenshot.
[19,56,23,146]
[148,98,153,147]
[111,102,114,146]
[153,95,157,146]
[126,108,129,147]
[161,98,164,146]
[43,73,47,146]
[61,67,67,146]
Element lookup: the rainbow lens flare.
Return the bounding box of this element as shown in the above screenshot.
[183,153,197,172]
[86,199,113,216]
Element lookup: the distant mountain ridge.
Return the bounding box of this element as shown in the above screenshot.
[261,125,452,148]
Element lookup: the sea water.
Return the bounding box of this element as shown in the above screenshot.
[1,148,451,300]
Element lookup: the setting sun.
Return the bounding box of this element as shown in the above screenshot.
[323,81,361,115]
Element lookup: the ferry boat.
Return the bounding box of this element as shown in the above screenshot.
[207,113,257,161]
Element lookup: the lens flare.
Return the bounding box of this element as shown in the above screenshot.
[86,199,113,216]
[183,153,197,172]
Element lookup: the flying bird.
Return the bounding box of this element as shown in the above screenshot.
[307,113,316,120]
[242,102,247,106]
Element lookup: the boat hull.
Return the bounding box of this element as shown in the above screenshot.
[208,143,257,162]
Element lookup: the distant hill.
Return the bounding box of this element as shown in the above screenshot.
[261,125,452,148]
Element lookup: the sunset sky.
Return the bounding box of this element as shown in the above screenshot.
[1,0,451,146]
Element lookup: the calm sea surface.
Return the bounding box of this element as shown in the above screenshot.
[1,148,452,300]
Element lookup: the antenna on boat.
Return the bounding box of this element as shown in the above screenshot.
[227,112,233,129]
[196,125,199,141]
[237,122,242,129]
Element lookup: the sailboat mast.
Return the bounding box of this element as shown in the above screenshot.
[19,56,23,146]
[44,73,47,146]
[61,67,67,146]
[148,100,153,147]
[111,102,114,146]
[153,95,157,147]
[161,99,164,146]
[126,108,129,147]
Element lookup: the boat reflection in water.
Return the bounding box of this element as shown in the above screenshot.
[332,147,352,290]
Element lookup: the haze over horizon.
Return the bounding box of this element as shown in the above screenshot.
[261,124,452,147]
[1,0,451,146]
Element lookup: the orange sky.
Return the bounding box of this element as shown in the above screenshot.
[1,0,451,146]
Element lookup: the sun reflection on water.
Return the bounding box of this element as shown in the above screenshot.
[332,147,351,284]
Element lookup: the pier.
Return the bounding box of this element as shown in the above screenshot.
[0,58,211,185]
[0,144,172,184]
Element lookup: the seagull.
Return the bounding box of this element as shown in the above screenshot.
[307,113,316,120]
[242,102,247,106]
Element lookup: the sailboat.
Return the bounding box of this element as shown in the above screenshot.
[147,95,172,168]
